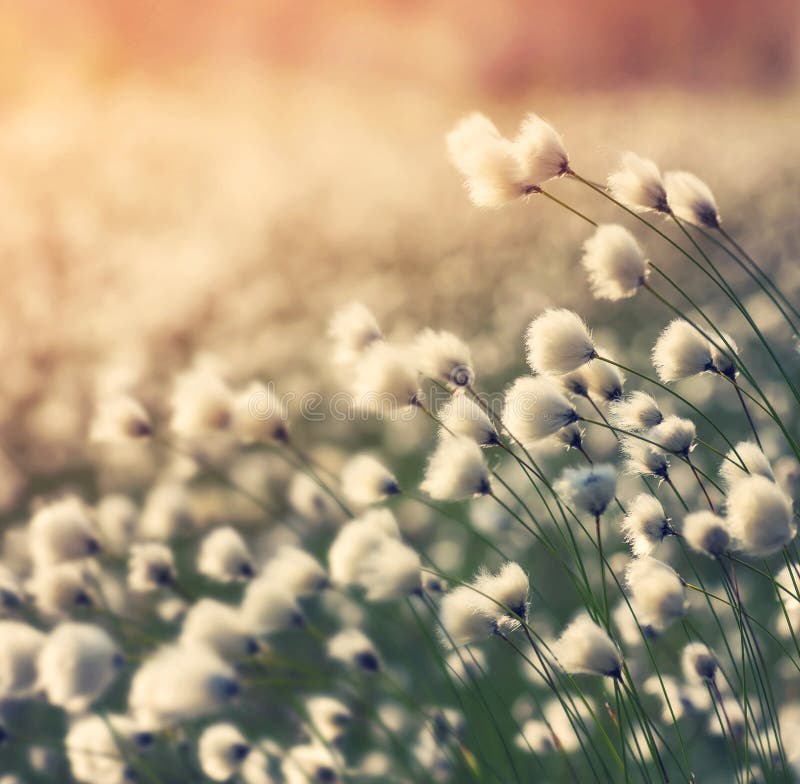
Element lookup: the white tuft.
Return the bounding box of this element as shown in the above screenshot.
[610,391,663,432]
[352,342,420,412]
[652,320,713,382]
[682,511,730,557]
[439,395,498,446]
[414,328,475,388]
[607,152,668,213]
[197,526,254,583]
[664,171,720,229]
[513,113,570,184]
[420,436,492,500]
[557,464,617,516]
[726,474,796,556]
[502,376,578,444]
[625,557,687,632]
[719,442,774,488]
[581,224,649,300]
[198,723,251,781]
[525,309,596,375]
[552,614,622,678]
[647,415,696,456]
[328,302,383,368]
[341,454,400,508]
[621,494,673,557]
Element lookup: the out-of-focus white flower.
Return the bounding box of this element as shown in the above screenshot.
[621,494,673,557]
[90,394,152,443]
[664,171,720,229]
[327,628,380,673]
[305,695,352,744]
[170,367,234,440]
[552,614,622,678]
[38,623,122,713]
[581,224,649,301]
[352,342,420,412]
[261,546,329,597]
[610,391,663,432]
[29,497,100,568]
[198,526,254,582]
[129,643,240,730]
[622,437,670,480]
[29,562,96,616]
[726,475,796,556]
[775,456,800,502]
[241,577,305,635]
[138,483,195,541]
[421,436,492,500]
[198,723,251,781]
[0,621,46,700]
[329,302,383,368]
[682,641,719,683]
[128,542,177,592]
[608,152,668,213]
[233,381,289,444]
[525,309,596,375]
[282,743,343,784]
[652,320,713,382]
[439,395,498,446]
[719,442,774,488]
[287,473,341,526]
[95,495,138,556]
[340,454,399,508]
[683,511,730,557]
[181,599,260,658]
[502,376,578,444]
[647,415,696,457]
[557,464,617,516]
[414,328,474,388]
[584,359,625,403]
[625,557,687,632]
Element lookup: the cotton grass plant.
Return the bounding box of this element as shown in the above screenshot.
[1,108,800,784]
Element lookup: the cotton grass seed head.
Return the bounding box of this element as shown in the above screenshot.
[622,437,670,479]
[513,112,570,184]
[439,395,498,446]
[340,454,399,508]
[621,494,673,557]
[581,224,649,301]
[557,464,617,517]
[329,302,383,367]
[625,557,687,632]
[472,561,530,623]
[327,628,381,673]
[719,441,774,488]
[552,614,622,679]
[584,358,625,403]
[607,152,668,213]
[664,171,720,229]
[0,621,46,700]
[652,320,714,382]
[170,367,234,440]
[726,474,796,556]
[610,391,663,431]
[199,723,251,781]
[241,579,305,636]
[682,511,730,558]
[29,496,100,568]
[128,542,177,592]
[261,545,329,596]
[682,641,719,683]
[197,526,254,582]
[232,381,288,444]
[525,309,596,375]
[305,695,352,744]
[420,436,492,500]
[648,415,696,456]
[181,599,260,659]
[439,585,497,648]
[90,394,152,443]
[502,376,578,444]
[414,328,474,388]
[352,342,420,412]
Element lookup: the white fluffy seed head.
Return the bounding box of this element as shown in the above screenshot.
[625,557,687,632]
[138,482,194,541]
[197,526,254,583]
[647,415,696,456]
[329,516,398,587]
[709,332,738,379]
[726,474,796,556]
[232,381,288,444]
[621,494,673,557]
[652,320,713,382]
[181,599,259,659]
[607,152,668,213]
[719,442,774,488]
[0,621,46,700]
[305,695,352,744]
[288,472,341,526]
[241,578,305,635]
[341,454,400,508]
[327,628,381,673]
[682,641,719,683]
[682,511,730,557]
[414,329,475,388]
[95,495,138,556]
[352,342,420,412]
[29,497,100,568]
[552,614,622,678]
[584,359,625,403]
[282,743,343,784]
[513,113,570,184]
[610,391,663,432]
[622,437,670,479]
[472,561,530,623]
[554,422,586,453]
[420,436,492,500]
[261,546,329,597]
[439,585,497,648]
[128,542,177,592]
[90,394,153,443]
[439,395,498,446]
[329,302,383,368]
[581,224,649,301]
[446,113,527,208]
[170,367,234,440]
[557,464,617,516]
[525,309,596,375]
[502,376,578,444]
[664,171,720,229]
[30,562,97,616]
[129,643,240,730]
[38,623,122,713]
[198,723,251,781]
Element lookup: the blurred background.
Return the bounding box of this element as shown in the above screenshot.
[1,0,800,509]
